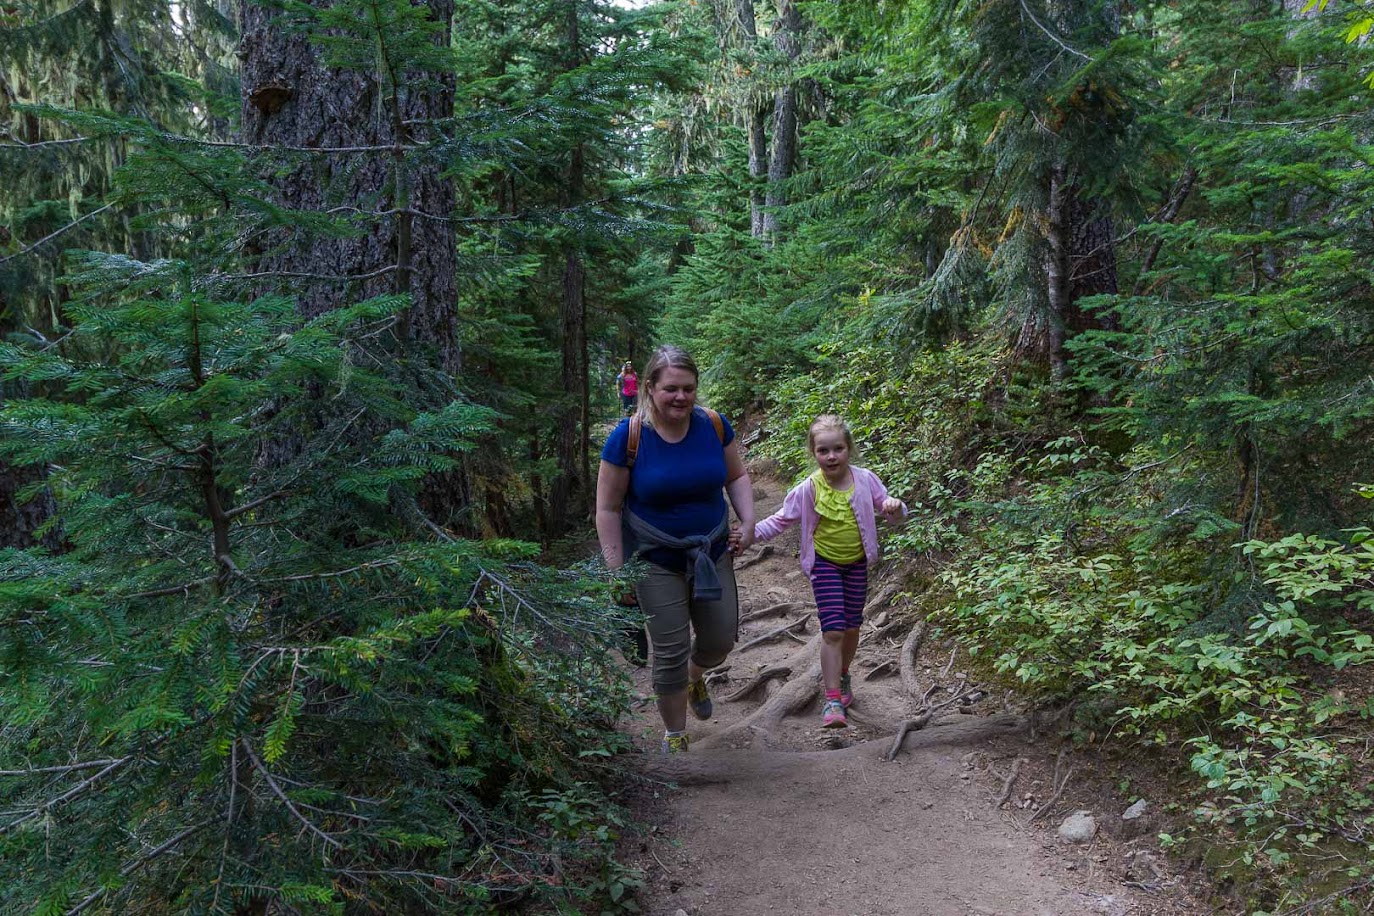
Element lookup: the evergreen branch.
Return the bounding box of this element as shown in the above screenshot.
[0,203,115,266]
[65,819,213,916]
[0,757,132,835]
[124,577,216,600]
[242,741,342,850]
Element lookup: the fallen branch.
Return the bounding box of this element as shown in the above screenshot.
[738,601,798,625]
[736,616,809,653]
[723,665,791,702]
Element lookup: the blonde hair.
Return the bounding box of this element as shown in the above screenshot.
[635,345,700,426]
[807,413,856,455]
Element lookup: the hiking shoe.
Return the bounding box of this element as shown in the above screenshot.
[821,699,848,729]
[661,733,690,754]
[687,678,713,720]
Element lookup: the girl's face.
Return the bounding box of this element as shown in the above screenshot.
[649,367,697,423]
[811,429,850,475]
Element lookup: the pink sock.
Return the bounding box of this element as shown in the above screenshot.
[825,689,841,701]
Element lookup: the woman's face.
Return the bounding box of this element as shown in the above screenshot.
[648,366,697,423]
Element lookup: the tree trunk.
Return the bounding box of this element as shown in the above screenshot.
[0,460,60,550]
[549,251,586,533]
[735,0,769,237]
[761,0,801,241]
[1042,163,1071,381]
[238,0,459,374]
[239,0,468,525]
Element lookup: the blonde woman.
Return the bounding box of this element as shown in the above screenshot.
[595,346,755,752]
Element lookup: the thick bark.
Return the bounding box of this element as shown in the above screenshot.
[761,0,801,241]
[0,460,60,550]
[238,0,459,374]
[1066,191,1119,331]
[239,0,468,525]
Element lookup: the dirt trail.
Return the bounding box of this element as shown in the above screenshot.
[626,477,1195,916]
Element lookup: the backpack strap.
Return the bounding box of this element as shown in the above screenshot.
[626,415,642,469]
[624,408,726,471]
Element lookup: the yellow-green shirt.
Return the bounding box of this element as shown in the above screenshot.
[811,470,864,563]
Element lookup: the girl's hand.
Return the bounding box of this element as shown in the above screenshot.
[880,497,906,522]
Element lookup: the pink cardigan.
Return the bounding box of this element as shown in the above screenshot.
[754,466,905,574]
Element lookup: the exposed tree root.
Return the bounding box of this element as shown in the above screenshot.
[862,660,897,681]
[738,601,798,625]
[884,683,980,762]
[898,620,929,702]
[723,665,792,702]
[695,634,822,749]
[1028,749,1074,824]
[733,544,774,571]
[649,714,1027,784]
[735,616,809,653]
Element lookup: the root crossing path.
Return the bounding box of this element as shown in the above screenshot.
[626,477,1188,916]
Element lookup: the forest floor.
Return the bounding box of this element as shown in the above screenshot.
[621,475,1209,916]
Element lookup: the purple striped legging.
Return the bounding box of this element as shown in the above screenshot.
[808,555,868,632]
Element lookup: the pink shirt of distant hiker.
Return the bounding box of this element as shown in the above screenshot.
[620,369,638,397]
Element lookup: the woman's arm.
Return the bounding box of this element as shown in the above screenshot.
[595,460,631,569]
[723,441,755,552]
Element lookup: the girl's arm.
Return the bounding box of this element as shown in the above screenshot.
[595,460,631,569]
[724,440,755,552]
[754,482,807,542]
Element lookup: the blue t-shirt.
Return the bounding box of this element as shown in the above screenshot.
[602,409,736,566]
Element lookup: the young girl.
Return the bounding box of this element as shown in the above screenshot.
[751,415,906,728]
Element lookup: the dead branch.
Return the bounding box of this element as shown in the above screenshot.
[736,616,809,652]
[66,820,212,915]
[738,601,798,625]
[864,580,903,614]
[723,665,792,702]
[243,741,342,849]
[1,757,132,835]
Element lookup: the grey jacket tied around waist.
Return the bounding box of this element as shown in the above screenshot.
[623,511,731,601]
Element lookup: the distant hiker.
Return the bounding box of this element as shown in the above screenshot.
[615,361,638,417]
[748,414,906,730]
[596,345,756,753]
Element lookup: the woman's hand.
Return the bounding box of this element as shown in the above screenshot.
[729,523,755,554]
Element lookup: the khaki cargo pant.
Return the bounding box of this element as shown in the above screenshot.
[635,554,738,695]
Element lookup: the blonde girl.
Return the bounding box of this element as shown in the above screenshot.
[751,415,905,728]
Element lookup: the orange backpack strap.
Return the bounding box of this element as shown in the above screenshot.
[626,415,642,469]
[703,408,725,444]
[625,409,724,470]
